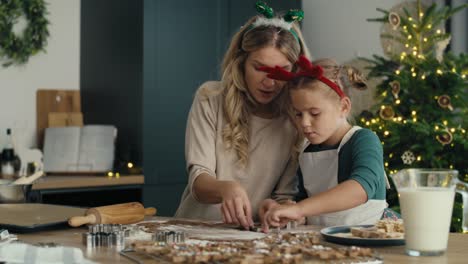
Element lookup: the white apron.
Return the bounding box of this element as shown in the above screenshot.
[299,126,389,226]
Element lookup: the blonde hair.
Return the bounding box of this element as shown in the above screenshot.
[219,16,310,166]
[290,58,367,102]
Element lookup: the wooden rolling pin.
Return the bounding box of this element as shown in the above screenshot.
[68,202,156,227]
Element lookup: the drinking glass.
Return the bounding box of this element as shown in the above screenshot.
[392,168,467,256]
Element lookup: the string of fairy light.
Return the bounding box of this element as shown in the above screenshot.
[107,162,135,178]
[362,101,467,176]
[395,4,468,79]
[362,115,467,175]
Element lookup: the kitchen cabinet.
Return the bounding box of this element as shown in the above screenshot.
[29,175,144,207]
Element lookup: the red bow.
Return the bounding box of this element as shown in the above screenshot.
[259,55,345,98]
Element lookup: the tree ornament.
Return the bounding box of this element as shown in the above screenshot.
[437,95,454,111]
[388,12,401,29]
[379,105,395,120]
[342,58,381,117]
[436,130,453,145]
[0,0,50,67]
[389,80,400,99]
[401,151,415,165]
[435,36,451,62]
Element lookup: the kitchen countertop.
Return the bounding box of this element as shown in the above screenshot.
[32,175,144,190]
[14,219,468,263]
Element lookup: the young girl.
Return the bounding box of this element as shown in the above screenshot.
[175,2,310,230]
[259,56,390,231]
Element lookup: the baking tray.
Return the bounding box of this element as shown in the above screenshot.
[0,203,86,233]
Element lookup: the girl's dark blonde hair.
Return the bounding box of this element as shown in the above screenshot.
[289,58,368,102]
[214,15,310,166]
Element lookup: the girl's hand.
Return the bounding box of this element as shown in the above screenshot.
[258,199,280,224]
[282,200,307,225]
[261,203,303,233]
[220,181,254,230]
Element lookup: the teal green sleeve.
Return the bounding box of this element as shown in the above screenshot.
[348,129,386,200]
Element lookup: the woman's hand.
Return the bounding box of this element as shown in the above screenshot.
[219,181,254,230]
[261,203,303,233]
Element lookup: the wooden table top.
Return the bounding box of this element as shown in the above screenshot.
[15,222,468,263]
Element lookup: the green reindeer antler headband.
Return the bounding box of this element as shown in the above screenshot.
[248,1,304,42]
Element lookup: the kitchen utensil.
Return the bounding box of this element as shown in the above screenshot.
[321,225,405,246]
[83,224,126,248]
[12,171,44,185]
[0,203,86,232]
[154,230,186,244]
[0,179,31,203]
[36,89,81,148]
[68,202,157,227]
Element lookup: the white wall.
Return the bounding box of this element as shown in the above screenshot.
[302,0,402,116]
[451,0,468,54]
[0,0,80,150]
[302,0,402,62]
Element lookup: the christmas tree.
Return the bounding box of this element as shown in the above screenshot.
[358,0,468,232]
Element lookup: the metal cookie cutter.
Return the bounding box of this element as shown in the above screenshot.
[0,229,17,245]
[82,224,126,248]
[286,221,298,230]
[153,230,186,244]
[0,229,10,240]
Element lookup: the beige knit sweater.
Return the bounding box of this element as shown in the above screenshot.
[174,81,299,221]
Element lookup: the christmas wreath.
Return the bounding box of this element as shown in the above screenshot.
[0,0,49,67]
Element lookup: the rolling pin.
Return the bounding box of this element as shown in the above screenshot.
[68,202,157,227]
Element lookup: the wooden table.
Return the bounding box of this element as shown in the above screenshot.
[17,227,132,263]
[15,223,468,263]
[378,234,467,263]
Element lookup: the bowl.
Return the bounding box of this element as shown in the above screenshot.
[0,179,32,203]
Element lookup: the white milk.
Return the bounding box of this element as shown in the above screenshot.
[399,187,455,252]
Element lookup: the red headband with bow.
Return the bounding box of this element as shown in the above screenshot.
[258,55,345,98]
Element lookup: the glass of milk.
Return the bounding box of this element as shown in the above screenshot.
[391,168,463,256]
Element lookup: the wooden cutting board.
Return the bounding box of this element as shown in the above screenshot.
[0,203,86,233]
[36,89,82,148]
[48,112,83,127]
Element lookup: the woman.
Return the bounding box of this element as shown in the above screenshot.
[175,3,310,230]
